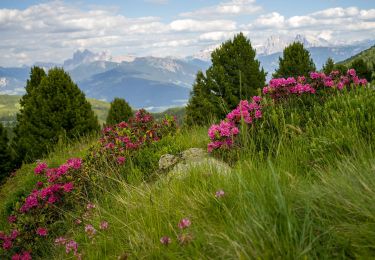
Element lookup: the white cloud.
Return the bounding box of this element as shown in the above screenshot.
[0,1,374,66]
[169,19,236,32]
[180,0,262,18]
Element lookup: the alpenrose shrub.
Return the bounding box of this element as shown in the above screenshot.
[208,69,368,153]
[263,69,368,101]
[0,158,83,259]
[88,109,177,167]
[208,96,262,152]
[0,109,178,259]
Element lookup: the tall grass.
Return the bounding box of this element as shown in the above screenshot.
[46,88,375,259]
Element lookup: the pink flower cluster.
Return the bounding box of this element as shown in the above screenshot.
[208,97,262,152]
[263,77,315,100]
[54,237,80,259]
[263,69,368,101]
[160,217,193,246]
[11,251,31,260]
[0,230,19,251]
[97,109,177,165]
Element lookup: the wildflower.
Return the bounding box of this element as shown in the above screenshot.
[36,181,44,188]
[75,219,82,225]
[36,227,48,237]
[8,215,17,223]
[67,158,82,170]
[65,240,78,254]
[11,251,31,260]
[85,224,96,238]
[10,230,19,240]
[62,182,74,193]
[118,121,128,128]
[215,190,225,198]
[86,203,96,210]
[178,218,191,229]
[160,236,171,245]
[34,162,48,175]
[178,233,193,245]
[2,238,12,250]
[55,237,67,246]
[117,156,126,165]
[100,221,109,230]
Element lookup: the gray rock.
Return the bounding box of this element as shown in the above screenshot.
[158,154,179,170]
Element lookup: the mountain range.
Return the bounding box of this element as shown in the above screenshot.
[0,35,373,111]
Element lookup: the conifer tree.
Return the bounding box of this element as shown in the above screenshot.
[185,71,217,126]
[106,98,133,125]
[273,42,316,78]
[186,33,266,124]
[351,58,372,81]
[13,67,100,163]
[322,57,335,74]
[0,123,12,183]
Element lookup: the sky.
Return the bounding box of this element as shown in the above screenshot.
[0,0,374,66]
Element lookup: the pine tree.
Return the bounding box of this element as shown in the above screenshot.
[273,42,316,78]
[351,58,372,81]
[334,64,348,75]
[13,67,100,163]
[322,57,335,74]
[186,33,266,124]
[0,123,12,183]
[185,71,217,126]
[106,98,133,125]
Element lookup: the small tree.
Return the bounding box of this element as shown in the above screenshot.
[185,71,217,126]
[273,42,316,78]
[13,67,100,163]
[0,123,12,182]
[334,64,348,75]
[106,98,133,125]
[186,33,266,124]
[323,57,335,74]
[351,58,372,82]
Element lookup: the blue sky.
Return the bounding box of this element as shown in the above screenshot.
[0,0,374,66]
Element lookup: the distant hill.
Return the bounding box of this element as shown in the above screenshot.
[337,45,375,67]
[0,95,110,125]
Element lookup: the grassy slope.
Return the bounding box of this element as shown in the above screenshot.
[1,88,375,259]
[0,95,110,125]
[338,45,375,67]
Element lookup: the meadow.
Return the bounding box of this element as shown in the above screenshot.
[1,69,375,259]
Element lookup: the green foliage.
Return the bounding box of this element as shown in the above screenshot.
[106,98,133,125]
[322,57,335,74]
[153,107,185,126]
[351,58,372,81]
[12,67,100,164]
[273,42,316,78]
[334,64,348,75]
[0,123,12,183]
[186,33,266,125]
[339,45,375,68]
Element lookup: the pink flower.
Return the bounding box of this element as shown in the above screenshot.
[11,251,31,260]
[117,156,126,165]
[85,224,96,238]
[66,158,82,170]
[55,237,67,246]
[2,238,12,250]
[86,203,96,210]
[252,96,262,103]
[255,110,262,119]
[160,236,171,245]
[215,190,225,198]
[100,221,109,230]
[10,230,19,240]
[36,181,44,188]
[36,227,48,237]
[8,215,17,223]
[118,121,128,128]
[75,219,82,225]
[62,182,74,193]
[65,240,78,254]
[34,162,48,175]
[178,218,191,229]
